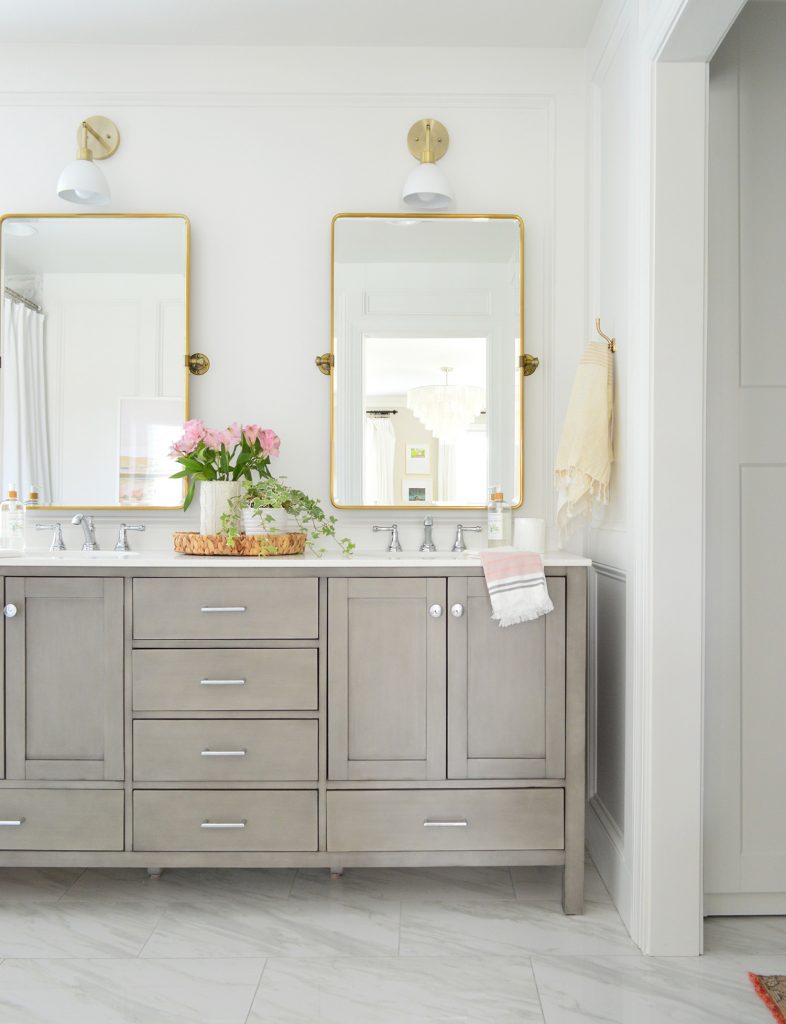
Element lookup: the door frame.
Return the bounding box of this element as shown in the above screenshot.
[625,0,746,955]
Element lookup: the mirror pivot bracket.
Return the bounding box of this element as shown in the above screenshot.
[187,353,210,375]
[315,353,334,375]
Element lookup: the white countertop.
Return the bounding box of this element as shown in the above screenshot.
[0,549,591,569]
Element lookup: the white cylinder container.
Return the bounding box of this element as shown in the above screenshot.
[240,507,296,536]
[199,480,242,536]
[513,517,546,554]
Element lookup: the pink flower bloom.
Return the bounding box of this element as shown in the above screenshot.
[170,419,206,457]
[202,428,223,450]
[221,421,242,447]
[258,429,280,458]
[243,423,261,445]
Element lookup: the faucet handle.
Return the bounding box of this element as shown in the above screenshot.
[115,523,145,552]
[452,523,482,552]
[35,522,66,552]
[372,524,402,553]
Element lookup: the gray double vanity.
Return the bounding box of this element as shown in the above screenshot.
[0,552,588,914]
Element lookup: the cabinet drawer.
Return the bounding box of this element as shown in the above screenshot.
[133,720,318,781]
[327,789,564,852]
[133,649,318,711]
[132,578,318,640]
[133,790,317,851]
[0,789,123,851]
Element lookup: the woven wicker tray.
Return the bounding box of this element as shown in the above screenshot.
[172,531,306,557]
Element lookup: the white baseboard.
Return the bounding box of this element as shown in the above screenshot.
[705,892,786,916]
[587,795,634,938]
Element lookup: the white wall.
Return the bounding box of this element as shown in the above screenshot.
[0,44,587,553]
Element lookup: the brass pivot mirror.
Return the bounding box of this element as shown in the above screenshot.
[0,213,191,509]
[329,213,529,510]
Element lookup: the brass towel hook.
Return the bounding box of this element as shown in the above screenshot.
[595,318,616,353]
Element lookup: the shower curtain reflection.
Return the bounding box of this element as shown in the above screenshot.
[1,298,52,502]
[363,416,395,505]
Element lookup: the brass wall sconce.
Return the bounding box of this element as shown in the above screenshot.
[402,118,453,209]
[57,116,121,206]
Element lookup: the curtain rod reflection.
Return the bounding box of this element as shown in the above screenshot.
[366,409,399,418]
[4,288,43,314]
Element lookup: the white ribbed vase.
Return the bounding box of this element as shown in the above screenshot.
[199,480,241,536]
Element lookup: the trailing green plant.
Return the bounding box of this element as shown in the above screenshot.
[221,477,355,557]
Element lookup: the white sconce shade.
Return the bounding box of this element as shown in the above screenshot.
[402,162,453,210]
[57,158,110,206]
[57,116,120,207]
[402,118,453,211]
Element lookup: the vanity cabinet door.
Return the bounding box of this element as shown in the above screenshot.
[328,578,446,781]
[5,578,125,781]
[447,575,566,779]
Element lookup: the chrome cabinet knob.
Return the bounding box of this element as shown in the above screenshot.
[3,604,17,618]
[450,603,465,618]
[428,603,444,619]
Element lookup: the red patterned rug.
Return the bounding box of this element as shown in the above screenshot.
[750,974,786,1022]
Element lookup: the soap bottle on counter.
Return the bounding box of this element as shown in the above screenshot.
[25,487,40,508]
[487,485,512,547]
[0,486,26,552]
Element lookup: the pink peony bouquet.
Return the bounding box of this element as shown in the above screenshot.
[170,419,280,510]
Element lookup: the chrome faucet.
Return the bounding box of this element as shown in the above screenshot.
[115,523,145,552]
[372,523,402,552]
[35,522,66,552]
[71,513,98,551]
[420,516,437,552]
[451,523,482,552]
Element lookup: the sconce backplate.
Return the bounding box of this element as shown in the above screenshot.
[407,119,449,162]
[79,116,120,160]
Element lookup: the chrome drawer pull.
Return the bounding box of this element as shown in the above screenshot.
[200,749,247,757]
[200,679,246,686]
[423,819,469,828]
[200,606,247,613]
[201,820,246,829]
[0,818,25,827]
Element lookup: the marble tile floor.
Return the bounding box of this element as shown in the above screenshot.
[0,863,781,1022]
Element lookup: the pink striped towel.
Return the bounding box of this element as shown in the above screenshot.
[478,550,554,627]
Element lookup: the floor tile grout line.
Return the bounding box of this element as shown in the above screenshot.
[242,958,269,1024]
[529,956,549,1024]
[134,904,172,960]
[286,869,298,899]
[57,867,88,902]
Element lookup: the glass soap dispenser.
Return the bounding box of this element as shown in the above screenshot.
[487,485,512,547]
[0,486,26,552]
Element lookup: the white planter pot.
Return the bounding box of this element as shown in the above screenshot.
[240,506,296,536]
[199,480,242,536]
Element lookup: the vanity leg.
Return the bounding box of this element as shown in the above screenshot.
[147,867,163,880]
[562,857,585,915]
[330,866,344,880]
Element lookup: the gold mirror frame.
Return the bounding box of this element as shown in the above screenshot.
[0,212,191,511]
[329,212,526,511]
